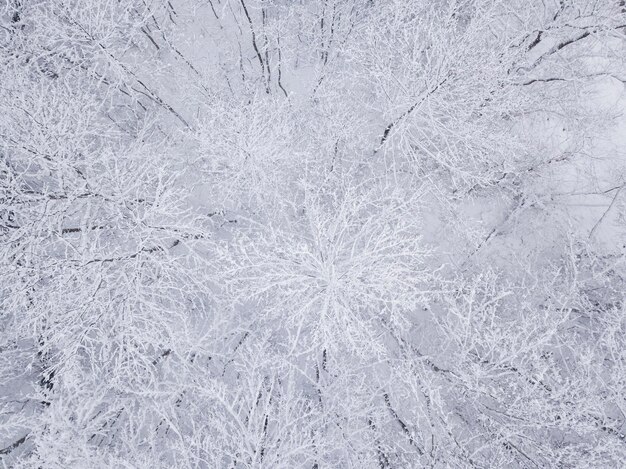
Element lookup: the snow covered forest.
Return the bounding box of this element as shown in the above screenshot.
[2,0,626,467]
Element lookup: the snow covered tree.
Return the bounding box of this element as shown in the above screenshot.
[2,0,626,467]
